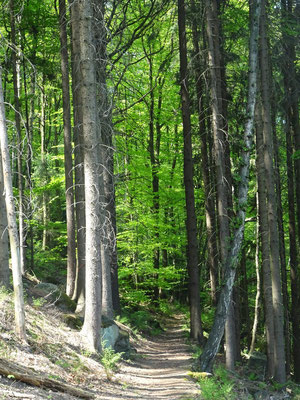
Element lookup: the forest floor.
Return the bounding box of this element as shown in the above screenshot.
[0,283,200,400]
[0,282,298,400]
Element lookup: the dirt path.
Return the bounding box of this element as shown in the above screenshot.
[96,316,201,400]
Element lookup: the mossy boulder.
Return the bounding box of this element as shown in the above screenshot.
[33,283,76,312]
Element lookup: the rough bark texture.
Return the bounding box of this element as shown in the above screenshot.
[71,0,102,353]
[260,0,286,382]
[191,0,218,305]
[281,0,300,381]
[93,1,116,319]
[0,67,26,342]
[178,0,203,344]
[198,0,261,372]
[256,100,275,378]
[59,0,77,300]
[70,0,86,312]
[205,0,236,369]
[10,0,26,275]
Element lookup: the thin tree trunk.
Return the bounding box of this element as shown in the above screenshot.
[260,0,286,382]
[69,0,86,312]
[256,99,275,378]
[178,0,203,344]
[0,155,9,288]
[285,105,300,382]
[198,0,261,372]
[249,193,261,355]
[40,88,47,251]
[10,0,26,275]
[0,66,26,342]
[59,0,76,299]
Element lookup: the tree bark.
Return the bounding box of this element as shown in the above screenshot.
[71,0,102,353]
[256,98,276,378]
[249,193,261,355]
[281,0,300,381]
[10,0,26,275]
[178,0,203,344]
[59,0,77,300]
[205,0,237,369]
[0,154,9,288]
[0,66,26,342]
[190,0,219,306]
[259,0,286,382]
[198,0,261,372]
[69,0,86,313]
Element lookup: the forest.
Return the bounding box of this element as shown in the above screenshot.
[0,0,299,398]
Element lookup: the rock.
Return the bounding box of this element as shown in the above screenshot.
[115,329,130,353]
[63,314,83,329]
[101,324,119,349]
[33,283,76,312]
[100,317,131,354]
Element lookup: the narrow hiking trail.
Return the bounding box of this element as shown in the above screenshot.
[97,315,201,400]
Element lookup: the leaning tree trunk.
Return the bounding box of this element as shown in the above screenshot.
[59,0,77,299]
[205,0,237,370]
[0,66,26,342]
[198,0,261,372]
[71,0,102,353]
[178,0,203,344]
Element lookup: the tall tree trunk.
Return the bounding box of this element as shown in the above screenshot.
[259,0,286,382]
[273,130,290,375]
[178,0,203,344]
[281,0,300,381]
[59,0,77,299]
[0,155,9,288]
[70,0,86,312]
[40,88,48,251]
[0,66,26,342]
[93,1,116,319]
[198,0,261,372]
[205,0,237,369]
[71,0,102,352]
[250,193,261,355]
[10,0,26,275]
[190,0,218,306]
[256,100,275,378]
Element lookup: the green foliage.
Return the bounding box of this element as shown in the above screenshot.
[195,366,236,400]
[117,306,162,336]
[32,297,47,308]
[101,345,123,380]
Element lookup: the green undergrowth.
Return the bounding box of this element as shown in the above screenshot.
[189,363,300,400]
[117,306,163,335]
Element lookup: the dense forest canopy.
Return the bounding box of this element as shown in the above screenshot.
[0,0,299,385]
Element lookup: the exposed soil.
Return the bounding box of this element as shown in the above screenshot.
[0,287,200,400]
[97,315,200,400]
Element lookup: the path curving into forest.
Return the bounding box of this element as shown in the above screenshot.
[97,315,200,400]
